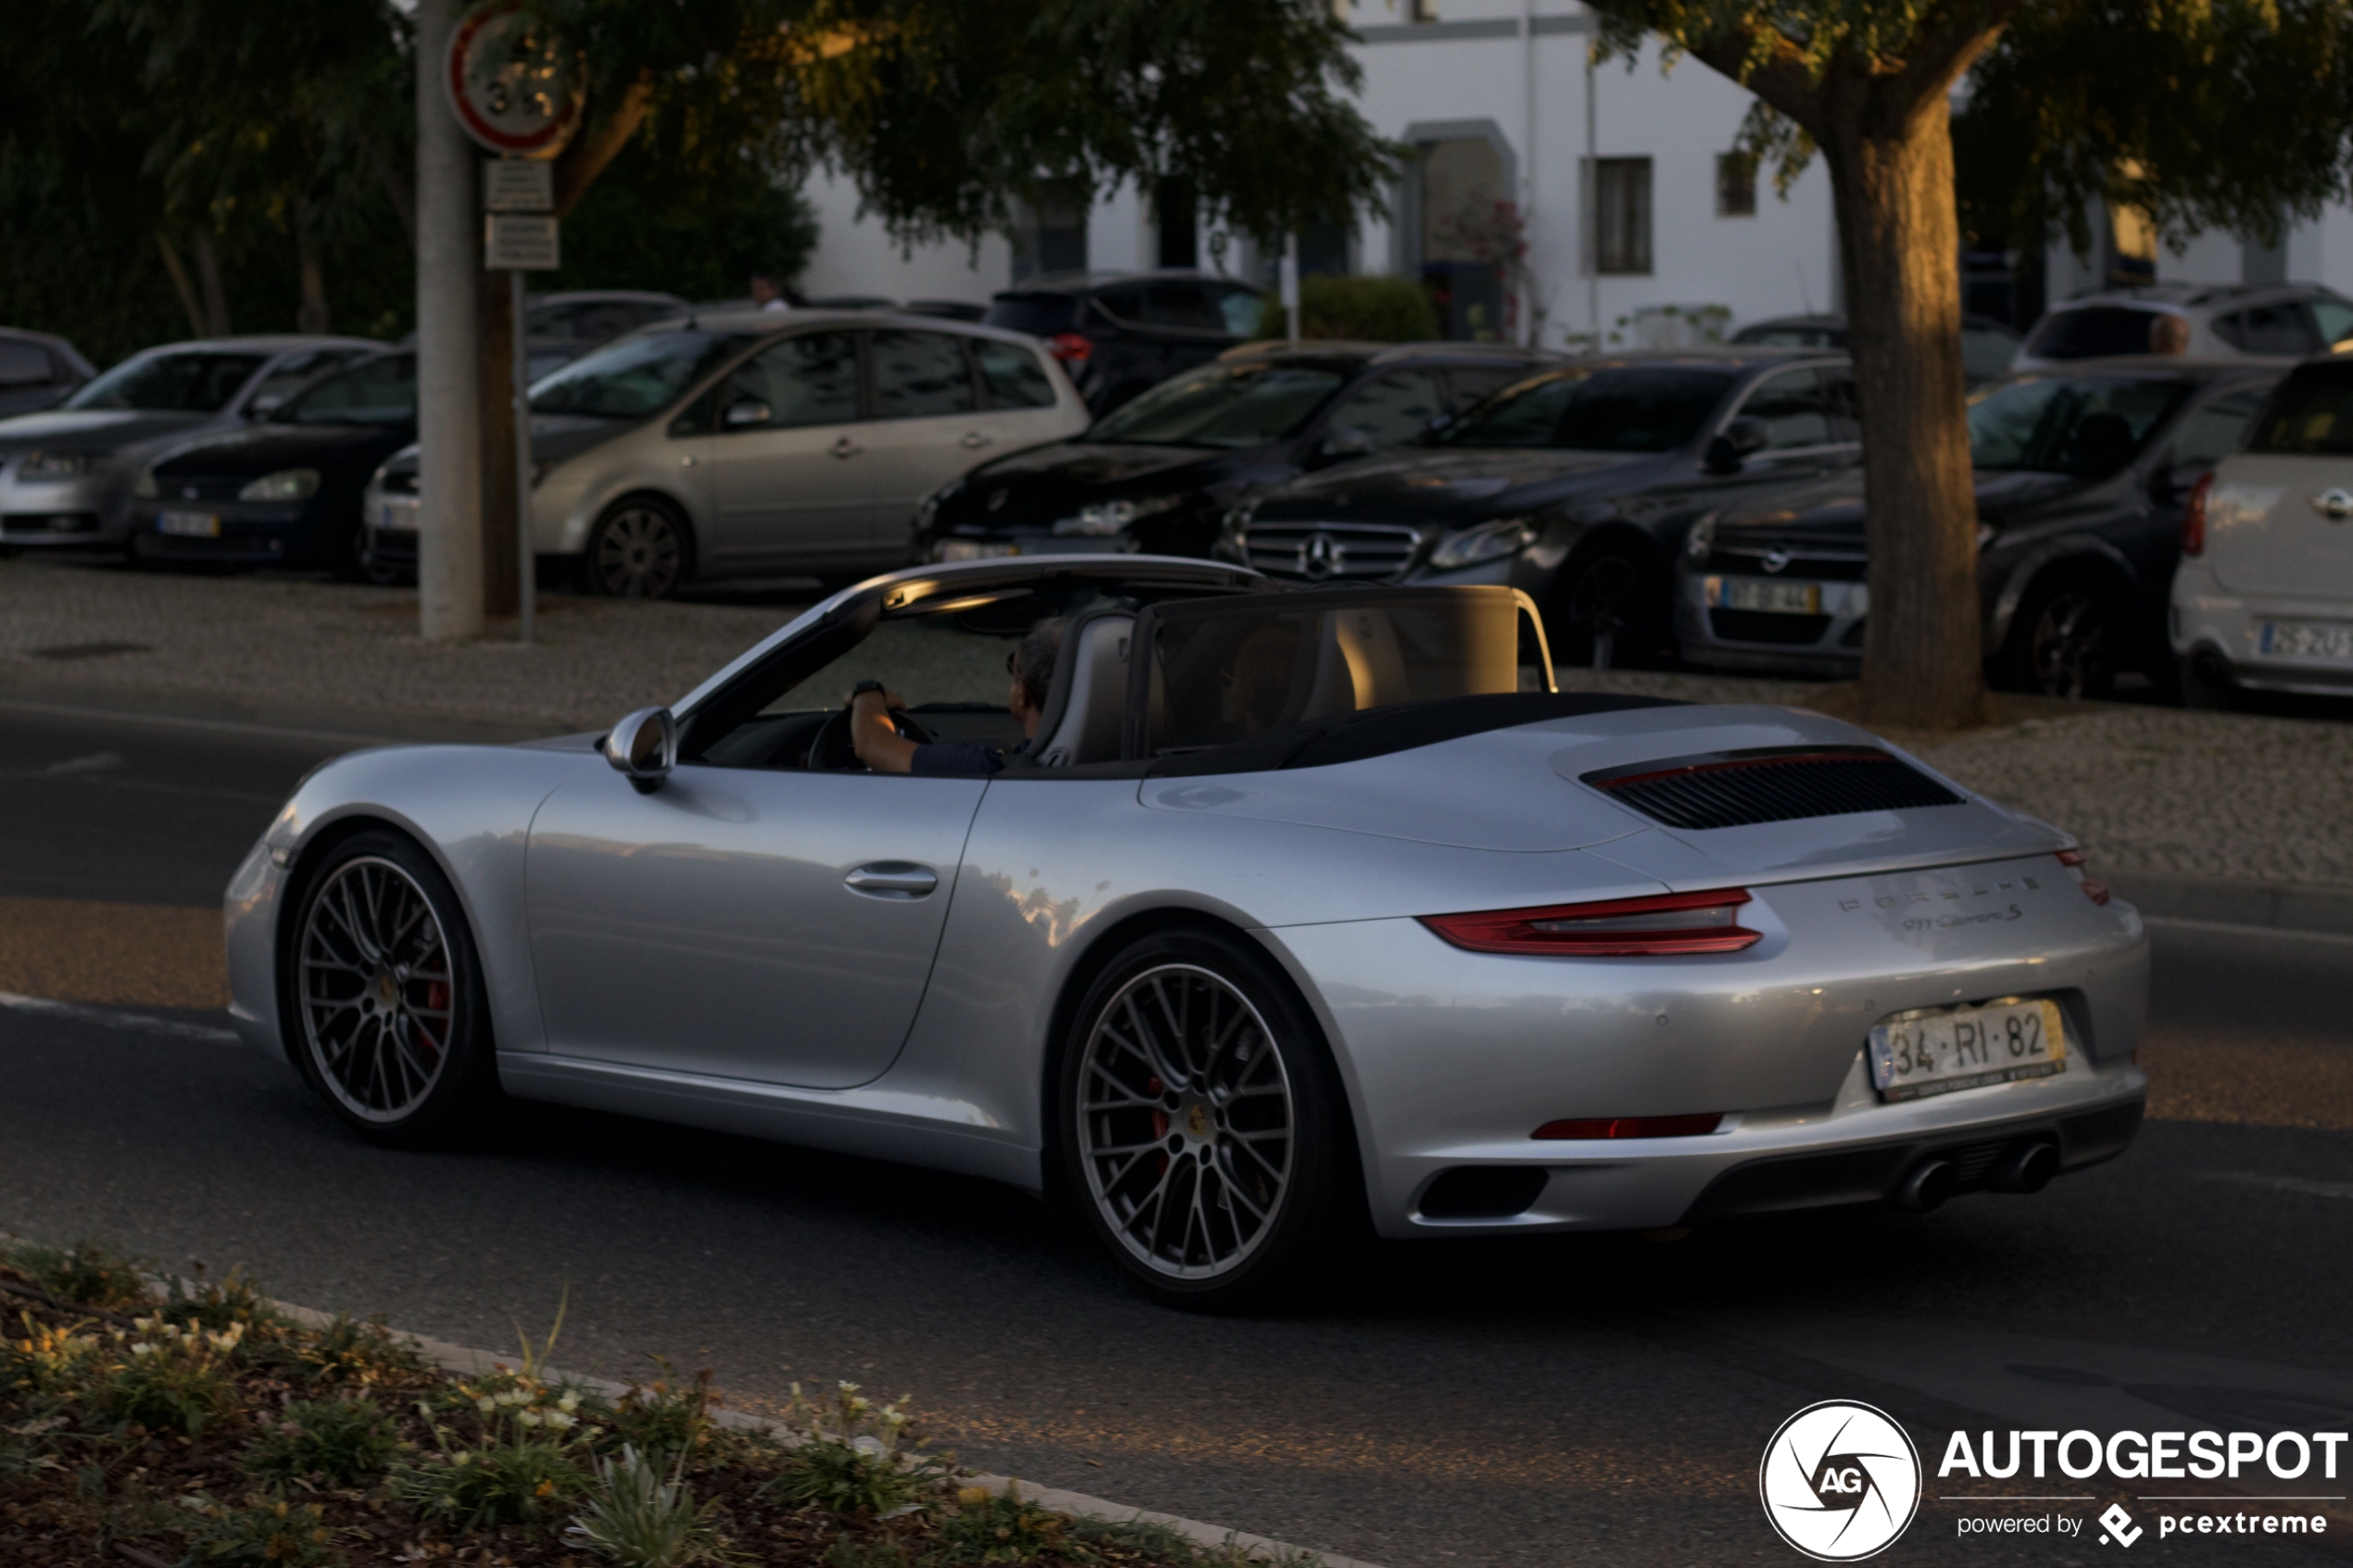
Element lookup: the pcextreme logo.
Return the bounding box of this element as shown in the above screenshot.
[1760,1400,1924,1561]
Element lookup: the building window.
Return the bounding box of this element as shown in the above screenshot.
[1716,152,1756,218]
[1407,0,1439,21]
[1012,182,1089,283]
[1154,179,1198,270]
[1593,157,1652,275]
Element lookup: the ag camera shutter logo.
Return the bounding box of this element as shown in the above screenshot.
[1760,1400,1922,1561]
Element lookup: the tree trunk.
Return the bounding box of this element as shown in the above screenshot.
[477,277,520,619]
[1822,94,1987,731]
[155,233,207,338]
[296,225,330,335]
[194,234,232,336]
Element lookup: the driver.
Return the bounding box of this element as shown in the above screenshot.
[849,616,1067,774]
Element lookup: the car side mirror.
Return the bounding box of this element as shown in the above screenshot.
[604,707,676,792]
[247,392,287,420]
[1705,416,1771,475]
[723,398,772,430]
[1317,426,1376,461]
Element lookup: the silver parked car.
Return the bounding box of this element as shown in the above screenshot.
[362,310,1088,595]
[2013,282,2353,371]
[0,327,96,417]
[225,556,2148,1310]
[2173,356,2353,702]
[0,336,377,552]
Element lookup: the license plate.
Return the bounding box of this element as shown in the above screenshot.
[378,501,417,533]
[157,509,220,538]
[1706,575,1821,614]
[934,540,1019,562]
[2259,620,2353,661]
[1868,997,2066,1102]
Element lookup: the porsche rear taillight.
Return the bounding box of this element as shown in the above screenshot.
[2057,847,2111,906]
[2182,470,2213,557]
[1532,1113,1725,1140]
[1419,888,1760,956]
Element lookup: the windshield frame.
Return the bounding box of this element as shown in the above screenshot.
[527,327,760,421]
[1965,370,2195,477]
[61,350,270,415]
[1433,362,1741,454]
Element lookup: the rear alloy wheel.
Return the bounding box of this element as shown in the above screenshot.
[286,831,498,1144]
[585,498,689,599]
[1060,930,1353,1311]
[2003,573,2122,700]
[1545,545,1655,670]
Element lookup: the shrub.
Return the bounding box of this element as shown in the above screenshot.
[602,1362,713,1465]
[94,1317,248,1436]
[936,1485,1074,1564]
[285,1311,434,1389]
[394,1438,590,1530]
[6,1239,153,1313]
[171,1492,345,1566]
[1,1315,107,1399]
[164,1267,290,1338]
[1252,275,1441,344]
[243,1394,400,1486]
[766,1383,946,1519]
[565,1442,729,1567]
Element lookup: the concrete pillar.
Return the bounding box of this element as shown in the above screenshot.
[414,0,483,642]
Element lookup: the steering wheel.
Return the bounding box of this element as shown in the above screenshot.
[807,696,935,771]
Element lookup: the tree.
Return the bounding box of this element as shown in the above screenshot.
[1587,0,2353,730]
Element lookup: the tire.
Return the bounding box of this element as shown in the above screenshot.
[2179,649,2240,710]
[280,829,501,1146]
[1999,571,2123,700]
[582,496,691,599]
[1543,542,1659,671]
[1057,927,1359,1312]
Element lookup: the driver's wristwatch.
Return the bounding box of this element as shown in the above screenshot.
[850,680,887,700]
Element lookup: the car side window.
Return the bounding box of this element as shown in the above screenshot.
[1093,285,1146,324]
[0,342,51,387]
[974,339,1058,409]
[2213,304,2316,356]
[1446,366,1527,409]
[1821,369,1861,441]
[1735,367,1833,448]
[2170,387,2271,468]
[1139,282,1220,331]
[716,331,861,431]
[872,330,978,419]
[1207,286,1262,337]
[2309,300,2353,351]
[248,349,358,409]
[1326,370,1448,448]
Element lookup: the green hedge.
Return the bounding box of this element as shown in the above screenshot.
[1252,274,1441,343]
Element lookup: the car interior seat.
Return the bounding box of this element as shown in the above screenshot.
[1031,608,1136,767]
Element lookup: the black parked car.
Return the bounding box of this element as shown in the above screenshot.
[0,327,94,416]
[1731,311,2022,384]
[1675,357,2281,697]
[131,351,416,578]
[1220,349,1860,665]
[917,340,1551,564]
[983,270,1265,414]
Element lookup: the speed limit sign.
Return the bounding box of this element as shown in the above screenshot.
[444,0,582,160]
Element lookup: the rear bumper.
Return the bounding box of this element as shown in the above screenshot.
[2171,571,2353,694]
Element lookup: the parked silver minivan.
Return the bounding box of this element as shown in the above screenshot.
[364,309,1088,596]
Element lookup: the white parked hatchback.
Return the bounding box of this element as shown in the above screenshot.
[2172,356,2353,702]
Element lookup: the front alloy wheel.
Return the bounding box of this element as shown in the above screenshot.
[2007,577,2120,699]
[587,501,686,599]
[1548,547,1651,670]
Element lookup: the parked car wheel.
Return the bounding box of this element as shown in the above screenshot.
[2000,571,2124,700]
[1058,926,1357,1312]
[281,830,500,1145]
[583,496,691,599]
[1545,542,1658,671]
[2179,648,2242,710]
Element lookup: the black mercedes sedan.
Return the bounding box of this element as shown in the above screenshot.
[131,351,415,578]
[915,340,1550,565]
[1218,349,1858,665]
[1674,357,2282,699]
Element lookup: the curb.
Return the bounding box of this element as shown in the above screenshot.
[2108,872,2353,938]
[0,673,577,747]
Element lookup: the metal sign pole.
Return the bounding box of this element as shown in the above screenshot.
[510,268,534,645]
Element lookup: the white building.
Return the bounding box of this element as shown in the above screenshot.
[791,1,2353,345]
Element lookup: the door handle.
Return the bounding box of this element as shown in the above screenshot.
[2311,488,2353,521]
[960,431,993,449]
[844,861,938,898]
[830,436,863,459]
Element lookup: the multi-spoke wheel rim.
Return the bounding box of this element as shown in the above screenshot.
[2028,589,2109,698]
[594,506,682,598]
[297,857,456,1123]
[1076,963,1294,1281]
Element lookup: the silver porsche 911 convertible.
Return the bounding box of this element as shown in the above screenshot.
[225,556,2148,1309]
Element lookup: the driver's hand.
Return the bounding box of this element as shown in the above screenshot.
[849,685,908,716]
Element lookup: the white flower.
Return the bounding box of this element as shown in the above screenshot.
[476,1398,497,1414]
[556,1393,579,1414]
[544,1411,575,1431]
[515,1411,541,1428]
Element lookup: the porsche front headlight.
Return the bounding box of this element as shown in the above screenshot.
[1428,517,1540,571]
[238,468,321,502]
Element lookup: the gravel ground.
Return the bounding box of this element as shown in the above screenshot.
[6,555,2349,888]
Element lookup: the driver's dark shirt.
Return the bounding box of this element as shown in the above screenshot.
[909,739,1028,776]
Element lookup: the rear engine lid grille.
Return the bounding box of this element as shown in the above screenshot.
[1582,746,1965,830]
[1242,521,1423,583]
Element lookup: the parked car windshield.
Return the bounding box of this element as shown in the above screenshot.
[1967,373,2192,476]
[63,351,268,414]
[1081,361,1348,448]
[529,330,753,419]
[2246,360,2353,455]
[984,295,1079,337]
[2023,306,2169,360]
[282,355,417,425]
[1436,365,1734,452]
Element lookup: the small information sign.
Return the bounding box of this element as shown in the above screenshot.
[483,159,554,213]
[484,212,560,271]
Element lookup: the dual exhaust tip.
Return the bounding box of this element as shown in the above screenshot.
[1895,1138,2059,1212]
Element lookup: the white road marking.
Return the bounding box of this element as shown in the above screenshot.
[0,991,240,1044]
[2203,1170,2353,1200]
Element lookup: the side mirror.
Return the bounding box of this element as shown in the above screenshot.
[247,392,287,420]
[723,398,772,430]
[1316,426,1376,461]
[604,707,677,792]
[1705,416,1771,475]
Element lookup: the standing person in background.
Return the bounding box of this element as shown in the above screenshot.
[750,270,794,313]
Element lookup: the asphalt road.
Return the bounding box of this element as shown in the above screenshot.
[2,699,2350,1567]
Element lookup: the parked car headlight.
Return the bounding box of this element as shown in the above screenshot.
[913,481,961,532]
[132,468,158,498]
[1683,514,1718,563]
[1215,503,1257,561]
[1428,517,1540,570]
[19,449,101,479]
[1975,522,1998,550]
[239,468,320,502]
[1053,495,1182,537]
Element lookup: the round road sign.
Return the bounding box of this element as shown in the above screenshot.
[444,0,583,160]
